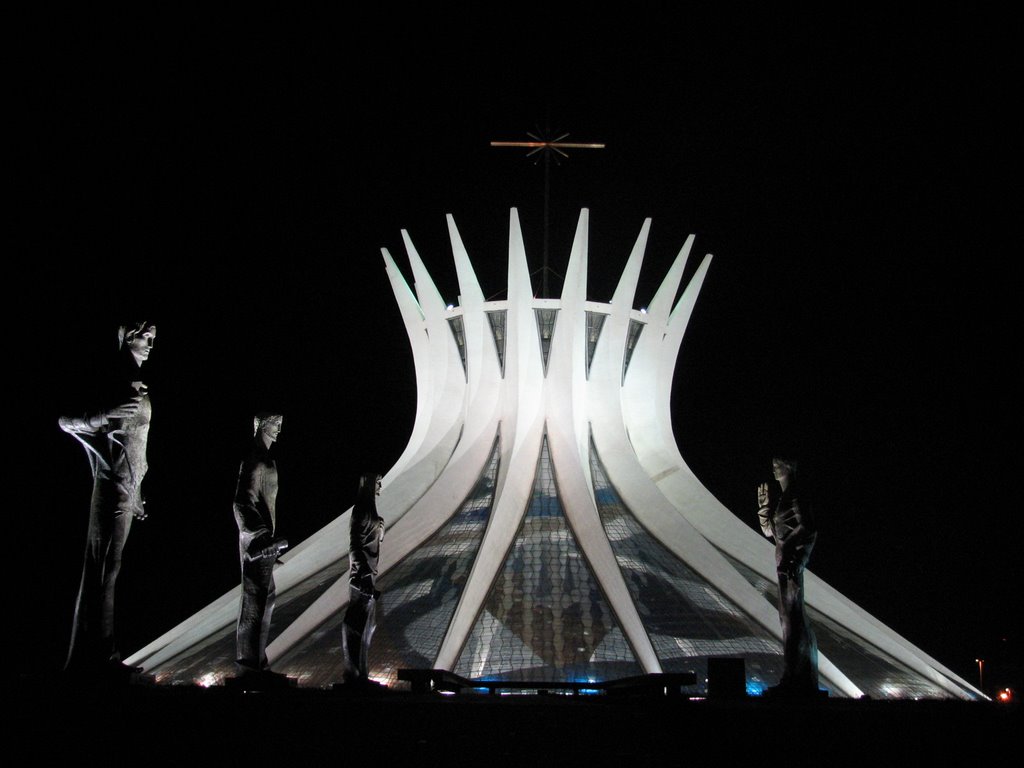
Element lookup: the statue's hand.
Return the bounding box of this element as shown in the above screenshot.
[106,398,141,421]
[250,538,289,562]
[59,410,112,433]
[266,538,289,560]
[58,415,91,433]
[757,482,770,509]
[127,497,148,520]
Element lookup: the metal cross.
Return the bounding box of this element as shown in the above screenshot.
[491,131,605,297]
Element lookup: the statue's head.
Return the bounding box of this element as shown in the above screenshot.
[359,472,383,497]
[119,322,157,367]
[253,412,284,443]
[771,456,798,482]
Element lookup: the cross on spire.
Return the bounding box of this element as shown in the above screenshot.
[491,130,605,297]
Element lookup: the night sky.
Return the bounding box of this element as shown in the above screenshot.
[14,13,1019,693]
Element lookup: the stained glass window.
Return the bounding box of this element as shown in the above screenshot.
[590,437,786,694]
[724,554,958,699]
[151,558,348,687]
[273,437,503,688]
[367,437,502,686]
[455,435,641,682]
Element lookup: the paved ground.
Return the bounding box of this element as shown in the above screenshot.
[9,678,1019,765]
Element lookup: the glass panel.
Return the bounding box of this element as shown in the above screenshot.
[149,558,347,687]
[150,625,236,688]
[367,437,502,687]
[272,437,503,688]
[267,608,346,688]
[724,554,958,699]
[590,437,784,695]
[585,311,607,379]
[485,310,506,377]
[447,315,467,379]
[454,435,642,683]
[534,308,558,376]
[622,319,644,383]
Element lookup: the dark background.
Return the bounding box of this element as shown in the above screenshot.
[12,11,1019,695]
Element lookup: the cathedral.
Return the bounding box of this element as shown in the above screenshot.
[128,210,979,699]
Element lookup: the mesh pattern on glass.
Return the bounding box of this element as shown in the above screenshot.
[454,436,641,682]
[150,558,347,686]
[589,438,784,694]
[272,437,503,688]
[723,554,956,699]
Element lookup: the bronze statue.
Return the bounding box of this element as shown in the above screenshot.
[233,413,289,680]
[340,473,385,685]
[758,456,819,696]
[59,322,156,677]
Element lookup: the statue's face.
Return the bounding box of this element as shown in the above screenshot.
[772,458,793,482]
[127,325,157,366]
[261,416,283,443]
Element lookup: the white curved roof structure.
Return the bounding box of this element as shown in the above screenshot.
[128,210,979,699]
